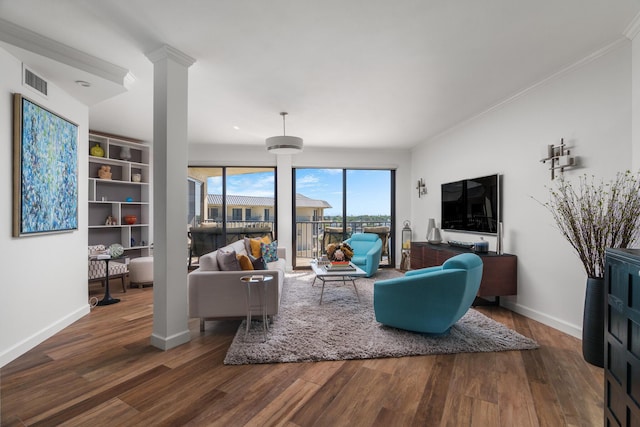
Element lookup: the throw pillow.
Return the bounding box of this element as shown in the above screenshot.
[261,240,278,263]
[236,253,254,271]
[217,249,240,271]
[249,235,272,258]
[249,255,267,270]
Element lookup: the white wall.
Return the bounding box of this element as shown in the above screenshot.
[633,32,640,169]
[188,144,413,267]
[411,42,632,337]
[0,47,90,367]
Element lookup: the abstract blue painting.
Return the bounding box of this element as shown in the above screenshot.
[13,94,78,236]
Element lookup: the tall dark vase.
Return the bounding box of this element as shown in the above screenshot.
[582,277,605,368]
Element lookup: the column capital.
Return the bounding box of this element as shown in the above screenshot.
[146,45,195,67]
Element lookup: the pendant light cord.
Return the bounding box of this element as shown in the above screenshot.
[281,112,288,136]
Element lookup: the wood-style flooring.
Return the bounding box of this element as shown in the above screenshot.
[1,279,603,426]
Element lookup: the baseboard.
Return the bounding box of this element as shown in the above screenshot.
[150,329,191,350]
[501,300,582,339]
[0,304,90,368]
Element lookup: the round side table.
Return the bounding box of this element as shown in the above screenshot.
[240,274,274,341]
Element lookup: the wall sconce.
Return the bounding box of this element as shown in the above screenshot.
[416,178,427,197]
[540,138,576,180]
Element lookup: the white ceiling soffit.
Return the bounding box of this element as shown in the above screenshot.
[0,18,133,106]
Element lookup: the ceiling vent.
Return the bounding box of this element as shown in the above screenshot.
[22,66,48,97]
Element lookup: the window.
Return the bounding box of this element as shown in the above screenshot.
[232,208,242,221]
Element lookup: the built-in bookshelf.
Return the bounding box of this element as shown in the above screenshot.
[88,131,152,258]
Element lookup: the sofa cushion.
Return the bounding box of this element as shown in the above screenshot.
[237,253,254,270]
[249,235,271,258]
[217,249,241,271]
[199,251,219,271]
[261,240,279,263]
[250,255,267,270]
[228,239,249,257]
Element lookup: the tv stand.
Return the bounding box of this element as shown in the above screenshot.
[410,242,517,299]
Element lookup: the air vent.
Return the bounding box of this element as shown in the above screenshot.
[23,67,48,96]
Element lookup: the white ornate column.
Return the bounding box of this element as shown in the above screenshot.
[146,45,195,350]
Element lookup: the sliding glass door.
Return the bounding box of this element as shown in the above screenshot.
[187,167,275,266]
[293,168,394,269]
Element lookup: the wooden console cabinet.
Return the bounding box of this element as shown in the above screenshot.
[410,242,517,297]
[604,248,640,426]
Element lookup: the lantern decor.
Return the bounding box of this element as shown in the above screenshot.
[402,220,412,250]
[401,220,412,270]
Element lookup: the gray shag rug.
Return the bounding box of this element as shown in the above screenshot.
[224,269,539,365]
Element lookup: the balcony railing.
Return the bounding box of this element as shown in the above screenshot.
[295,220,392,267]
[188,219,392,268]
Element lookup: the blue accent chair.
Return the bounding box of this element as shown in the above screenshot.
[343,233,383,277]
[373,253,483,334]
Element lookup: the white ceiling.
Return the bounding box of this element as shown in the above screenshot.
[1,0,639,150]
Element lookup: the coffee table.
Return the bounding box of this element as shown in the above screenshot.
[310,260,367,305]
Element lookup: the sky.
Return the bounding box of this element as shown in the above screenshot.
[208,168,391,216]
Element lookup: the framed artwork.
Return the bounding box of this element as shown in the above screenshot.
[13,93,79,237]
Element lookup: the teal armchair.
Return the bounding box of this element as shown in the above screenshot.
[373,253,483,334]
[344,233,382,277]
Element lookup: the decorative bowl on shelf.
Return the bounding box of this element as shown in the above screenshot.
[123,215,137,225]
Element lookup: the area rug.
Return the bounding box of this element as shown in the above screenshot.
[224,269,539,365]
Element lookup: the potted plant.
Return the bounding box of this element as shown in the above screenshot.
[543,170,640,367]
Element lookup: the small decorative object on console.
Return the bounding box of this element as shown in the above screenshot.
[473,238,489,253]
[427,227,442,244]
[447,240,474,249]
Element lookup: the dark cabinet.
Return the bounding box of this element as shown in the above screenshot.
[410,242,517,298]
[605,249,640,426]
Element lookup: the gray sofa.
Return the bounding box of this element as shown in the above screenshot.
[187,238,286,330]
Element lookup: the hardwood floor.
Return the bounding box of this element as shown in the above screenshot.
[1,280,603,426]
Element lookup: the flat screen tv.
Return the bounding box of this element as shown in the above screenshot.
[441,174,501,234]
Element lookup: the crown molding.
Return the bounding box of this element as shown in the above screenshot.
[624,12,640,40]
[0,18,130,86]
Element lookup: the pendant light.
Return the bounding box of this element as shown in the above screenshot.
[266,112,303,154]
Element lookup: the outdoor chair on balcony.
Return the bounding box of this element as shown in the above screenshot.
[322,226,352,254]
[363,226,390,257]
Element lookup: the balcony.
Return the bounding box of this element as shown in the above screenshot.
[187,219,393,269]
[295,220,392,267]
